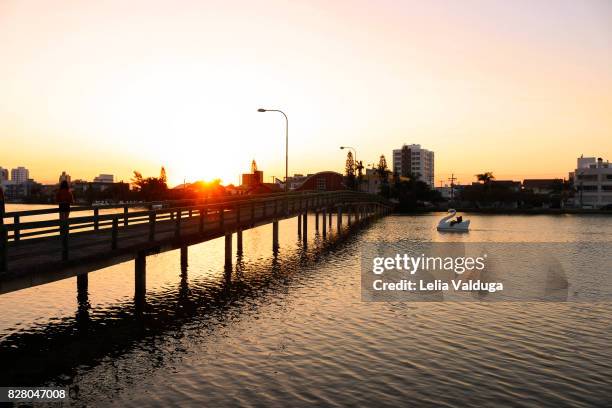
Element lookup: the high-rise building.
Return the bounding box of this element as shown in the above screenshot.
[11,166,29,184]
[0,167,8,183]
[59,171,71,184]
[570,155,612,208]
[392,144,434,187]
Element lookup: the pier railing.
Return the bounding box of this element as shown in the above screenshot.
[0,191,391,274]
[1,191,308,226]
[1,191,386,242]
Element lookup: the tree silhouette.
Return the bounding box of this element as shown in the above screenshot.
[356,160,364,191]
[345,152,355,177]
[131,170,168,201]
[376,155,390,196]
[476,172,495,183]
[345,152,356,190]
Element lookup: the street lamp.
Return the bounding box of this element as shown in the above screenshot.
[339,146,357,165]
[258,108,288,193]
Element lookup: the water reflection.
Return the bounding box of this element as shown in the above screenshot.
[0,220,367,390]
[1,214,611,407]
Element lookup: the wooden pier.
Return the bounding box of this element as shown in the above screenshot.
[0,191,391,295]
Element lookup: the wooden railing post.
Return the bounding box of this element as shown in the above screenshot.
[148,210,156,241]
[236,204,241,227]
[61,218,69,261]
[175,210,182,238]
[219,206,224,229]
[111,216,118,250]
[94,208,99,231]
[0,224,7,273]
[199,208,205,234]
[251,202,255,225]
[123,206,129,227]
[13,215,20,242]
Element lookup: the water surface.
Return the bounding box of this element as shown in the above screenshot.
[1,210,610,407]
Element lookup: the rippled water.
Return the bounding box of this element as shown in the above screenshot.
[1,210,611,407]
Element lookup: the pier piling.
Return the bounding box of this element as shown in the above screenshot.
[135,251,146,300]
[180,246,188,269]
[322,209,327,237]
[77,273,88,301]
[237,229,243,254]
[225,233,232,267]
[272,220,279,250]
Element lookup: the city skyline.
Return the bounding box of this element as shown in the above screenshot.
[1,0,611,186]
[3,151,610,189]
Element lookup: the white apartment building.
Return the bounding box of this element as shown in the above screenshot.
[392,144,435,187]
[10,166,29,184]
[93,174,114,183]
[570,156,612,208]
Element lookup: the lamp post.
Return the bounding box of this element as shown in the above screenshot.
[339,146,357,166]
[258,108,288,193]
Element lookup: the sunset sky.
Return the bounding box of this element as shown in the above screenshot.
[1,0,611,186]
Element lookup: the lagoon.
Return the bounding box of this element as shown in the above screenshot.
[1,208,611,406]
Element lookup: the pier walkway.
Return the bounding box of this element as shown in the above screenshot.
[0,191,391,295]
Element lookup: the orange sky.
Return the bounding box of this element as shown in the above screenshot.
[1,0,611,186]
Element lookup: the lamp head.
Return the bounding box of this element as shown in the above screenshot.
[257,108,266,112]
[340,146,345,150]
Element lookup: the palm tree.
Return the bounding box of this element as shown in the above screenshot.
[476,172,495,184]
[356,160,364,191]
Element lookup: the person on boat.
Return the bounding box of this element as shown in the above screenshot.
[56,180,74,222]
[449,215,462,227]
